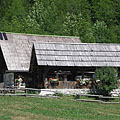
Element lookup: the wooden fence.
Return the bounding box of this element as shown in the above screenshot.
[76,94,120,104]
[0,87,120,104]
[0,88,41,96]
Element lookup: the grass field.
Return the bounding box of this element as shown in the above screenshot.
[0,96,120,120]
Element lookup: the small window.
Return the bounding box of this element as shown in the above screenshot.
[3,33,8,40]
[0,32,3,40]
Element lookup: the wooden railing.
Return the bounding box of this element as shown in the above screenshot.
[0,87,41,96]
[76,94,120,104]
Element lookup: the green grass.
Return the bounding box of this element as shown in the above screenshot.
[73,95,96,100]
[0,96,120,120]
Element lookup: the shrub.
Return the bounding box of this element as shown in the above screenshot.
[93,67,118,96]
[27,90,40,94]
[53,92,63,97]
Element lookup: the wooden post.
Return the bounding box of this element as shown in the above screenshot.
[71,68,77,89]
[43,67,50,89]
[63,75,67,89]
[82,68,84,79]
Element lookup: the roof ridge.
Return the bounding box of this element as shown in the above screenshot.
[0,31,79,38]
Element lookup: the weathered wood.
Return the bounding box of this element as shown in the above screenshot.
[99,96,120,99]
[77,99,120,104]
[77,94,120,100]
[77,99,102,103]
[78,94,103,97]
[35,43,120,67]
[0,33,80,72]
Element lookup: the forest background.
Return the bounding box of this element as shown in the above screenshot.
[0,0,120,43]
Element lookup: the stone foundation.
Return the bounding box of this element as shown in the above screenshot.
[39,89,90,96]
[39,88,120,96]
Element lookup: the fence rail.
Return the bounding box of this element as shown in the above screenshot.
[0,87,41,96]
[0,87,120,103]
[76,93,120,104]
[77,93,120,98]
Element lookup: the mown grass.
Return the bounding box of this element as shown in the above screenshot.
[0,96,120,120]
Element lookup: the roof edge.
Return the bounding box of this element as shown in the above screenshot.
[6,70,29,73]
[0,31,79,39]
[34,42,120,45]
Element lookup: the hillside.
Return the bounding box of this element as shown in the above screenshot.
[0,0,120,43]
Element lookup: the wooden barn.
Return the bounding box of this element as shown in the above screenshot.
[30,42,120,89]
[0,32,80,87]
[1,32,120,89]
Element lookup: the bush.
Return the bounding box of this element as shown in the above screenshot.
[93,67,118,96]
[73,94,80,99]
[53,92,63,97]
[27,90,40,94]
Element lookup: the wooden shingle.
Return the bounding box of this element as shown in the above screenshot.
[0,33,80,72]
[34,43,120,67]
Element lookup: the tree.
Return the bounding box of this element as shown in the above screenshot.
[91,0,119,26]
[81,20,118,43]
[92,21,118,43]
[63,12,81,36]
[0,0,119,42]
[93,67,118,96]
[29,0,58,35]
[62,12,94,43]
[89,0,120,43]
[0,0,27,33]
[22,15,42,34]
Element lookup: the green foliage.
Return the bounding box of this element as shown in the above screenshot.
[63,12,81,36]
[0,0,120,43]
[94,67,118,96]
[92,21,118,43]
[27,90,40,94]
[63,13,91,37]
[91,0,120,26]
[73,94,80,99]
[54,92,63,97]
[0,0,26,33]
[6,0,26,18]
[22,15,41,34]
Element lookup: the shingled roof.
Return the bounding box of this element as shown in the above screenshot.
[34,42,120,67]
[0,32,80,72]
[0,40,31,72]
[0,32,81,43]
